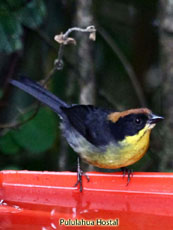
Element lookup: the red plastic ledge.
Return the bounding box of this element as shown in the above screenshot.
[0,170,173,230]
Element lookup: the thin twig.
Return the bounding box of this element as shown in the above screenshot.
[14,103,41,128]
[54,45,64,70]
[54,25,96,70]
[41,67,57,86]
[99,27,146,107]
[3,25,96,129]
[63,25,96,39]
[0,65,56,129]
[0,103,40,129]
[33,28,76,71]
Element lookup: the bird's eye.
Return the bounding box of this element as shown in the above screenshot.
[135,117,142,125]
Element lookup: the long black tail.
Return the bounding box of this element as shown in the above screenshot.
[10,76,68,115]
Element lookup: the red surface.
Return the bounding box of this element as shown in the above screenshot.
[0,170,173,229]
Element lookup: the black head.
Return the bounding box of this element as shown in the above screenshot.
[108,109,163,142]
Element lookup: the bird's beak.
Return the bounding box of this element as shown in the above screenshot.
[148,113,164,124]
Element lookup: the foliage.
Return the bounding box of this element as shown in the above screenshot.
[0,108,57,154]
[11,108,57,153]
[0,132,20,154]
[0,0,46,53]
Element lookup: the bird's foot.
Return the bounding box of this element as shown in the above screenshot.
[74,157,90,192]
[121,167,133,185]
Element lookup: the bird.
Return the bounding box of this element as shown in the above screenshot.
[10,76,164,191]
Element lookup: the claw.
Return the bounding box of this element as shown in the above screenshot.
[121,167,133,185]
[74,157,89,192]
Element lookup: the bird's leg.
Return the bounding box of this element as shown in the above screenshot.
[74,157,90,192]
[121,167,133,185]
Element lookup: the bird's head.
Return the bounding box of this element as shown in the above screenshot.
[108,108,164,142]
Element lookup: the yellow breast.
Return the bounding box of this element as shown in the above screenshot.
[82,124,152,169]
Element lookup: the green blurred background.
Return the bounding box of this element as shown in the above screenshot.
[0,0,171,173]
